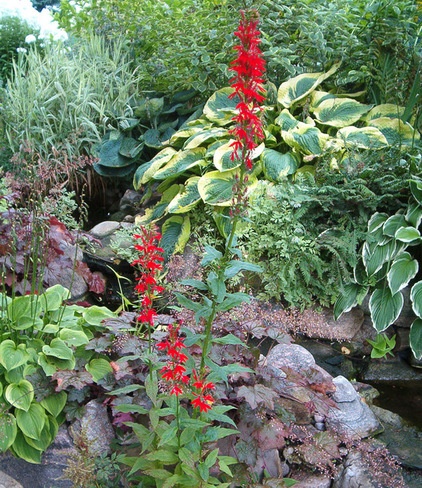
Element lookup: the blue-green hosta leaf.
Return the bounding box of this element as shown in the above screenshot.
[364,104,406,122]
[334,282,368,320]
[369,288,403,332]
[337,126,388,149]
[311,97,372,128]
[5,380,34,411]
[406,201,422,228]
[98,132,134,168]
[395,226,421,243]
[86,358,113,382]
[167,177,201,213]
[183,128,229,150]
[133,147,178,188]
[277,62,340,108]
[153,148,206,180]
[410,281,422,318]
[203,87,240,125]
[387,252,419,295]
[0,340,29,371]
[368,117,420,146]
[409,318,422,360]
[161,215,190,259]
[133,97,164,121]
[93,161,136,178]
[119,136,143,158]
[282,123,329,155]
[198,169,239,206]
[260,149,300,182]
[383,214,407,237]
[368,212,389,233]
[274,109,299,130]
[0,413,17,452]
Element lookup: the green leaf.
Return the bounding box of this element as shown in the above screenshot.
[184,127,228,150]
[395,226,421,243]
[15,403,46,439]
[145,449,179,464]
[383,214,407,237]
[312,98,372,128]
[11,431,42,464]
[224,260,262,279]
[153,148,206,180]
[410,180,422,207]
[369,117,420,146]
[203,87,239,125]
[334,282,368,320]
[158,425,178,447]
[198,169,239,206]
[134,97,164,121]
[39,285,69,312]
[198,462,209,481]
[363,240,397,276]
[410,281,422,318]
[216,292,251,312]
[133,147,177,188]
[59,328,89,347]
[167,177,201,214]
[274,109,299,130]
[42,338,73,361]
[0,413,17,452]
[85,358,113,382]
[277,62,340,108]
[261,149,299,182]
[5,380,34,411]
[114,404,148,414]
[7,295,35,323]
[98,132,134,168]
[282,123,329,155]
[201,245,223,266]
[174,292,202,313]
[406,201,422,228]
[387,252,418,295]
[369,288,404,332]
[337,126,388,149]
[212,334,246,346]
[40,391,67,418]
[368,212,389,233]
[213,140,241,171]
[161,215,190,259]
[82,306,115,326]
[0,340,29,371]
[409,318,422,360]
[206,271,226,303]
[180,279,208,291]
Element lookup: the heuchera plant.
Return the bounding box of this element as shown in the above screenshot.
[118,9,266,487]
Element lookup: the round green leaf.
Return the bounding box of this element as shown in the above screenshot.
[274,109,299,130]
[42,338,73,361]
[98,132,134,169]
[261,149,299,182]
[86,358,113,382]
[0,340,29,371]
[410,281,422,318]
[0,413,17,452]
[369,288,404,333]
[409,318,422,360]
[5,380,34,411]
[15,403,46,440]
[59,328,89,347]
[40,391,67,418]
[82,306,115,326]
[387,252,418,295]
[213,141,241,171]
[39,285,70,312]
[282,123,329,155]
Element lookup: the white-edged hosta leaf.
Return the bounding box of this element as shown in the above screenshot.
[387,252,419,295]
[383,214,407,237]
[309,90,336,109]
[133,147,177,188]
[282,123,329,155]
[153,148,206,180]
[368,212,389,233]
[260,149,299,182]
[213,141,241,171]
[369,288,403,332]
[198,169,239,206]
[410,180,422,207]
[394,226,421,243]
[167,177,201,213]
[406,201,422,228]
[410,281,422,318]
[311,97,371,128]
[364,104,406,121]
[277,62,340,108]
[368,117,420,146]
[337,126,388,149]
[203,87,240,125]
[183,128,228,150]
[362,239,396,276]
[333,282,368,320]
[409,318,422,360]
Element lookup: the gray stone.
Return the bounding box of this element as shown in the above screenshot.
[89,221,121,237]
[0,471,23,488]
[71,400,115,456]
[266,343,316,372]
[326,376,381,439]
[319,307,364,341]
[293,473,332,488]
[361,357,422,383]
[332,450,376,488]
[119,189,142,210]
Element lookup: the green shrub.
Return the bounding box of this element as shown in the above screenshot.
[0,16,41,83]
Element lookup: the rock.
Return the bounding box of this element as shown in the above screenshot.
[326,376,381,438]
[361,356,422,383]
[320,308,364,341]
[0,471,23,488]
[266,343,316,373]
[71,400,115,457]
[119,189,142,211]
[332,450,377,488]
[89,221,121,238]
[293,472,332,488]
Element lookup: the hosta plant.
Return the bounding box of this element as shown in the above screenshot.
[132,63,420,257]
[334,177,422,360]
[0,284,116,463]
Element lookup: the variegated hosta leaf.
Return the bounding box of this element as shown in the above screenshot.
[395,226,421,243]
[281,122,329,155]
[133,147,177,189]
[274,109,299,131]
[406,201,422,228]
[387,252,419,295]
[161,215,191,259]
[333,282,368,320]
[137,184,180,223]
[293,165,316,179]
[410,318,422,360]
[309,90,336,109]
[364,104,406,122]
[362,239,396,276]
[203,87,240,125]
[369,288,404,333]
[336,126,388,149]
[277,61,340,108]
[169,125,205,148]
[213,141,242,171]
[368,117,420,146]
[260,149,299,182]
[153,147,206,180]
[311,97,372,128]
[183,127,229,150]
[197,169,240,206]
[383,214,407,237]
[411,281,422,318]
[410,179,422,207]
[167,177,201,213]
[368,212,389,233]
